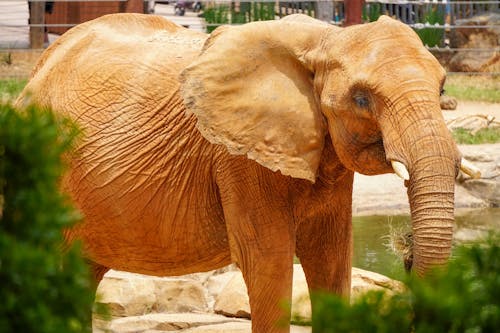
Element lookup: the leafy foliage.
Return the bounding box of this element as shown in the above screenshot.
[311,234,500,332]
[362,3,382,22]
[415,6,445,47]
[202,2,276,33]
[0,103,96,332]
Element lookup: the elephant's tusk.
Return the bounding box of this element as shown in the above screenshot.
[460,158,481,179]
[391,161,410,181]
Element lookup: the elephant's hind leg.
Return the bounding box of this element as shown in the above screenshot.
[88,261,110,284]
[63,228,110,284]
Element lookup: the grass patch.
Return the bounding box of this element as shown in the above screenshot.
[452,127,500,144]
[445,75,500,103]
[0,79,27,103]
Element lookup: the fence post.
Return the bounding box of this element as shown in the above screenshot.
[67,1,81,28]
[344,0,364,26]
[29,1,45,49]
[124,0,145,13]
[315,1,334,23]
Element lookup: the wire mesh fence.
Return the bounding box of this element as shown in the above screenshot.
[0,0,498,76]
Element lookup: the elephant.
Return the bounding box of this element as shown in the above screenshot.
[17,13,479,333]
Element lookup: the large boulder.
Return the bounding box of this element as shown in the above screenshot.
[449,14,500,73]
[96,270,209,317]
[458,144,500,206]
[94,265,404,332]
[213,272,251,319]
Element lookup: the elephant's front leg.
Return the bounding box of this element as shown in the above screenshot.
[296,169,354,304]
[217,163,296,333]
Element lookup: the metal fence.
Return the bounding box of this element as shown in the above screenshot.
[0,0,499,75]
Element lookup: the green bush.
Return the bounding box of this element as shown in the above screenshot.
[0,103,97,332]
[202,2,276,33]
[363,3,382,22]
[415,6,445,47]
[311,234,500,332]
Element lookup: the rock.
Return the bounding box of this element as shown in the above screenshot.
[93,313,248,333]
[213,272,251,319]
[182,321,251,332]
[94,264,403,332]
[440,95,458,110]
[454,184,489,210]
[96,270,208,317]
[291,265,311,321]
[461,179,500,206]
[351,267,405,299]
[96,271,157,317]
[446,114,499,133]
[183,321,311,333]
[212,265,403,322]
[454,227,490,243]
[457,144,500,206]
[449,14,500,73]
[154,277,208,313]
[206,270,237,309]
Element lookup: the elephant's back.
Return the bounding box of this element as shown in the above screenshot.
[18,13,207,115]
[29,13,206,81]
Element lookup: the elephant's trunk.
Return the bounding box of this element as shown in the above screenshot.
[407,151,456,276]
[381,99,460,276]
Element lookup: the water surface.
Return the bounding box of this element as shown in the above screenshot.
[352,208,500,280]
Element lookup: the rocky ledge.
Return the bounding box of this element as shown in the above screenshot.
[93,265,404,333]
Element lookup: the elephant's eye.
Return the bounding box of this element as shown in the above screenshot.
[354,95,370,109]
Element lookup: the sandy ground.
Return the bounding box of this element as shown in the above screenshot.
[443,100,500,120]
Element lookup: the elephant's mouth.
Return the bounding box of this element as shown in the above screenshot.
[355,138,392,175]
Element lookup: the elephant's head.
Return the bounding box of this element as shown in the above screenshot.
[180,15,464,275]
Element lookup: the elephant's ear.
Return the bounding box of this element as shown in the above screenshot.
[180,16,329,182]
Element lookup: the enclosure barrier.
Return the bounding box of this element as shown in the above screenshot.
[0,0,498,75]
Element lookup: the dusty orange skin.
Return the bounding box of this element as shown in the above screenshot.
[17,13,461,333]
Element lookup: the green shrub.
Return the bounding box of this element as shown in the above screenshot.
[363,3,382,22]
[0,103,97,332]
[415,6,445,47]
[311,234,500,332]
[203,4,231,33]
[202,2,276,33]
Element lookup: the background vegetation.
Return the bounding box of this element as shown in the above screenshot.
[308,234,500,332]
[0,103,98,332]
[363,3,444,47]
[445,75,500,104]
[203,2,277,33]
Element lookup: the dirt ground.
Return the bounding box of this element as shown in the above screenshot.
[444,100,500,121]
[0,50,43,78]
